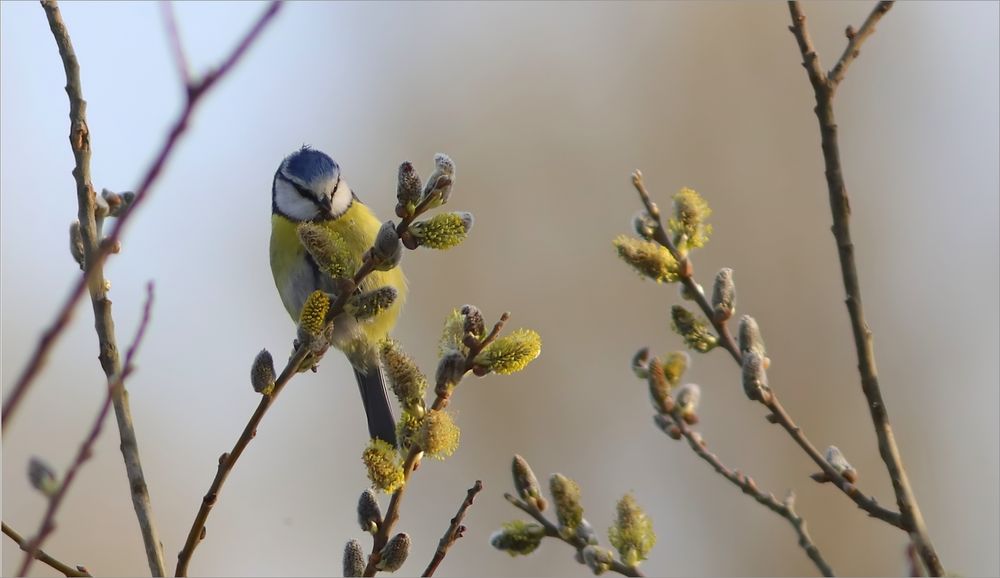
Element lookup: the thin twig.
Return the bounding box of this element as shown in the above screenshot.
[657,412,834,576]
[505,494,644,577]
[786,3,942,575]
[159,0,191,86]
[2,0,281,430]
[363,313,510,577]
[422,480,484,577]
[17,283,155,577]
[828,1,893,92]
[28,3,172,573]
[630,170,901,528]
[3,522,91,577]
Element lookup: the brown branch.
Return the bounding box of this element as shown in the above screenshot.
[828,1,894,93]
[362,313,510,577]
[3,522,91,577]
[17,283,155,577]
[2,0,281,430]
[656,412,833,576]
[630,170,901,528]
[786,2,943,575]
[422,480,484,577]
[504,494,644,577]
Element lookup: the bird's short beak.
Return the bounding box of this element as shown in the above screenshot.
[317,196,333,218]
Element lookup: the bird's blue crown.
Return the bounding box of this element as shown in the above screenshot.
[283,145,340,185]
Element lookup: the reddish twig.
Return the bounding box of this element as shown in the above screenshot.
[2,0,282,430]
[17,283,155,577]
[3,522,91,577]
[786,3,942,575]
[159,0,191,86]
[422,480,484,577]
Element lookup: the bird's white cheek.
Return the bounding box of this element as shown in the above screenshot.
[330,182,353,216]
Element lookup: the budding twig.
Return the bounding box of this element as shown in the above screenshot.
[786,3,942,574]
[2,522,91,577]
[422,480,484,577]
[17,283,155,577]
[657,411,834,576]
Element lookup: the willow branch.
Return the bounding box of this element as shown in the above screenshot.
[421,480,484,577]
[630,170,900,527]
[362,313,510,577]
[159,0,191,86]
[3,522,91,577]
[656,412,833,576]
[175,194,481,576]
[828,1,893,92]
[504,494,643,577]
[786,3,942,575]
[17,284,155,577]
[2,0,281,430]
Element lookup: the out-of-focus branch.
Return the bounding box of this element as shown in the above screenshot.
[630,170,901,528]
[655,412,833,576]
[2,0,282,430]
[786,3,942,575]
[17,284,155,577]
[3,522,91,577]
[159,1,191,86]
[421,480,484,577]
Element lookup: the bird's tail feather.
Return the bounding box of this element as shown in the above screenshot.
[354,365,397,447]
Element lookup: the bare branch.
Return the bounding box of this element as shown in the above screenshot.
[159,0,191,86]
[786,3,943,574]
[656,412,833,576]
[422,480,484,577]
[3,0,282,430]
[828,2,894,92]
[17,284,155,577]
[2,522,91,577]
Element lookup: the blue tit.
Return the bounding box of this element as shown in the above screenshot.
[270,146,406,446]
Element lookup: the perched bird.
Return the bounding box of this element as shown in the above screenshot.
[270,146,405,445]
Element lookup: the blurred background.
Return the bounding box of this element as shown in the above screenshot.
[2,2,997,576]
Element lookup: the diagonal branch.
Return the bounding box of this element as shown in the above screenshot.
[786,2,942,575]
[630,170,901,528]
[655,412,833,576]
[17,283,156,577]
[828,1,894,92]
[3,522,91,577]
[422,480,484,577]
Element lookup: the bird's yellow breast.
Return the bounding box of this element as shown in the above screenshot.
[270,201,406,355]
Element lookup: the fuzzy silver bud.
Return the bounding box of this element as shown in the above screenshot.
[250,349,276,395]
[824,445,858,483]
[358,488,383,533]
[436,351,467,392]
[461,305,485,337]
[631,210,657,240]
[712,268,736,321]
[70,221,85,270]
[674,383,701,417]
[343,539,365,577]
[422,154,455,207]
[373,220,403,270]
[741,350,771,403]
[512,454,547,511]
[577,517,599,545]
[28,456,58,497]
[377,532,410,572]
[738,315,766,358]
[581,545,614,575]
